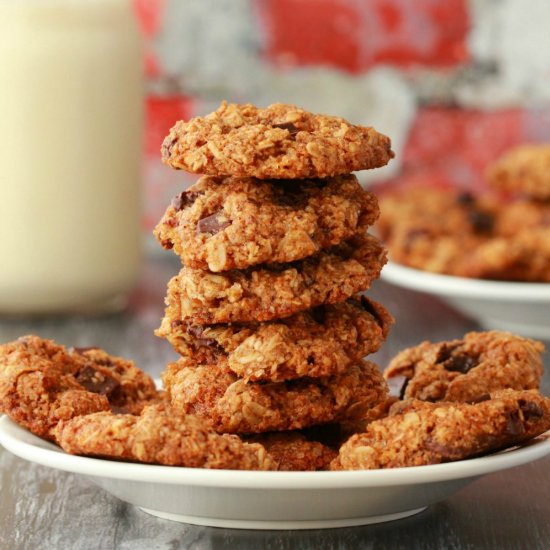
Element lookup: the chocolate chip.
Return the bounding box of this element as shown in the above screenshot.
[442,353,479,374]
[306,355,315,365]
[76,366,119,396]
[468,210,494,234]
[519,399,544,421]
[506,411,525,436]
[171,191,200,212]
[272,122,299,136]
[456,192,475,205]
[387,375,410,399]
[435,343,462,364]
[456,191,495,234]
[434,342,480,373]
[186,325,224,354]
[195,337,224,351]
[272,181,309,208]
[196,211,231,234]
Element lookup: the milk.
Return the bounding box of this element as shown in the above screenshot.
[0,0,143,313]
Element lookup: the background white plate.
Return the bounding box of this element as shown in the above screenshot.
[1,416,549,530]
[381,261,550,339]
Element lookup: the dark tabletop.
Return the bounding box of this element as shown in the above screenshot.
[0,255,548,550]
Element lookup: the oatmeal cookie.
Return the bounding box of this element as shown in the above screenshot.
[54,404,274,470]
[458,228,550,282]
[164,233,387,325]
[385,227,484,275]
[246,432,337,471]
[161,101,393,179]
[157,296,393,382]
[331,389,550,469]
[0,336,159,440]
[162,358,388,434]
[495,198,550,236]
[384,331,544,403]
[378,187,500,275]
[377,187,498,243]
[487,144,550,200]
[154,174,379,271]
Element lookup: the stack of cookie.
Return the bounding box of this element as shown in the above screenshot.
[153,102,395,457]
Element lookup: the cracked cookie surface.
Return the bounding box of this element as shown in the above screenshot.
[161,101,393,179]
[154,174,379,272]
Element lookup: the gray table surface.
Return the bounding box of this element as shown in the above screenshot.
[1,256,549,550]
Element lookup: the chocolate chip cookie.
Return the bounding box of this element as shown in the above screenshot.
[161,101,394,179]
[154,174,379,271]
[458,228,550,282]
[157,296,393,382]
[55,403,274,470]
[377,186,500,275]
[162,358,388,434]
[331,389,550,469]
[487,144,550,200]
[384,331,544,403]
[0,336,159,441]
[163,233,387,325]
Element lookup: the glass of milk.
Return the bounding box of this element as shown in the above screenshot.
[0,0,144,314]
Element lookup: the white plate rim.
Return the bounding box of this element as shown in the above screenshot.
[1,416,549,489]
[381,261,550,301]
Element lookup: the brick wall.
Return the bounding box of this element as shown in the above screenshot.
[134,0,550,231]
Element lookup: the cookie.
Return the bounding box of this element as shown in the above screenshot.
[161,101,394,179]
[163,233,387,325]
[377,187,498,243]
[156,296,393,382]
[495,199,550,236]
[384,331,544,403]
[0,336,159,441]
[458,228,550,282]
[154,174,379,271]
[162,358,388,434]
[54,404,274,470]
[385,226,484,275]
[331,389,550,469]
[487,144,550,200]
[246,432,337,471]
[377,187,500,275]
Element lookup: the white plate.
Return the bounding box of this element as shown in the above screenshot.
[1,416,549,530]
[381,261,550,339]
